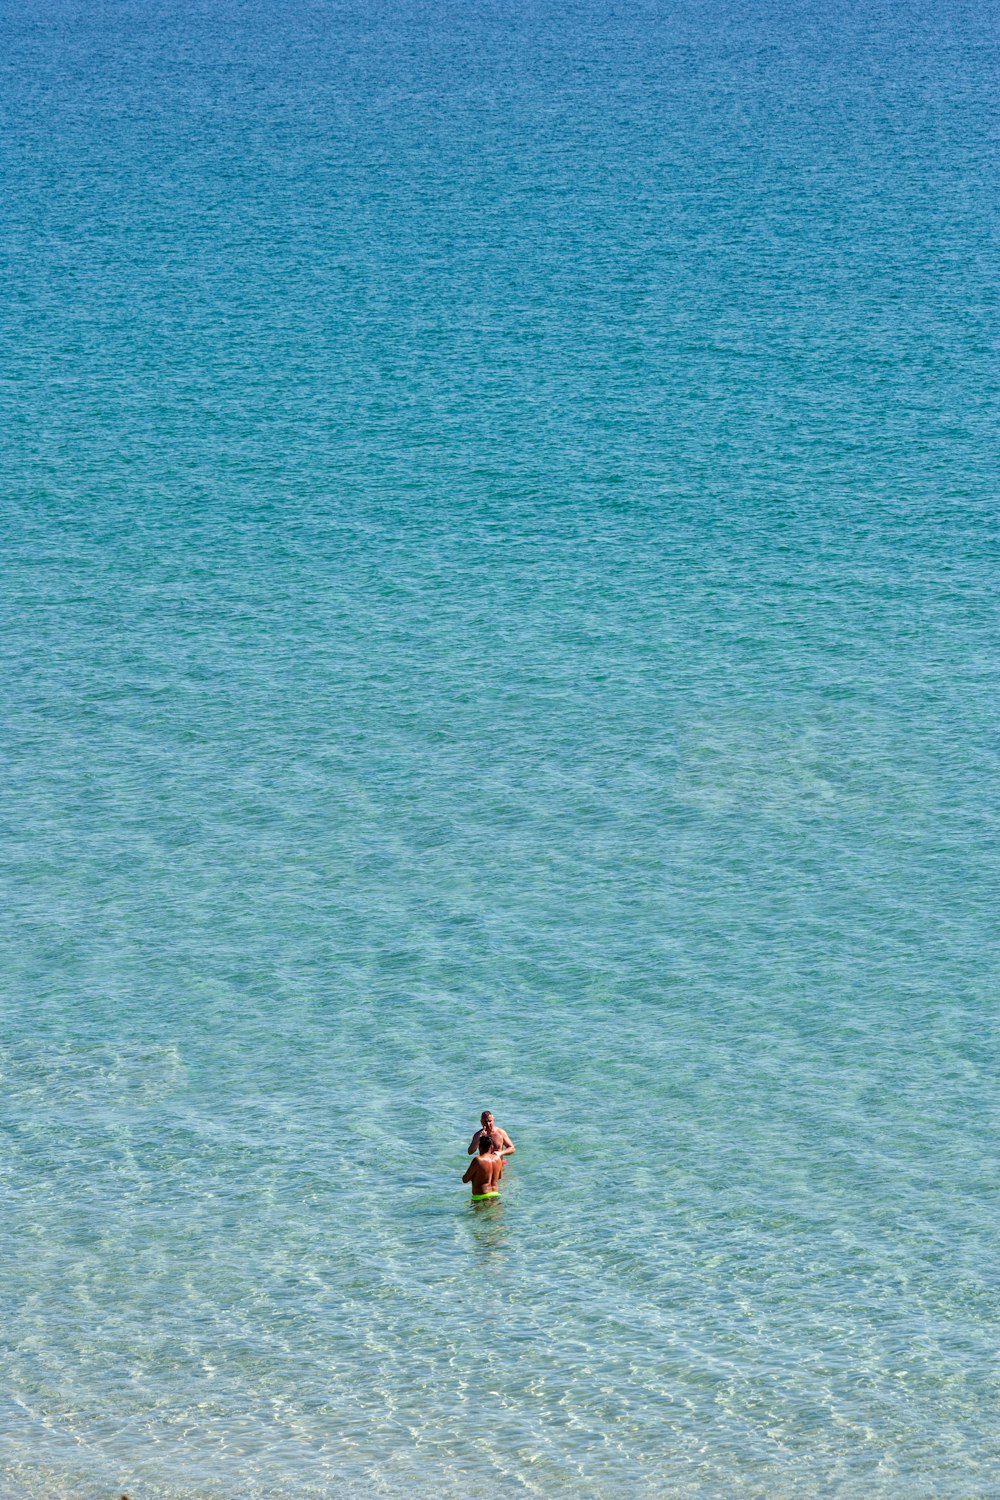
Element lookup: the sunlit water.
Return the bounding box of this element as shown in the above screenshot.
[2,0,998,1495]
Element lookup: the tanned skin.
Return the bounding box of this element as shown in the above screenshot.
[467,1110,515,1158]
[462,1136,504,1198]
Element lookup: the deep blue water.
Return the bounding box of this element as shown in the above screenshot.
[2,0,998,1495]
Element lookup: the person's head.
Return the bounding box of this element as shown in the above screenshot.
[480,1111,494,1130]
[479,1133,498,1156]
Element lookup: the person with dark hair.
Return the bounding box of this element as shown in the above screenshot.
[462,1132,504,1201]
[467,1109,515,1158]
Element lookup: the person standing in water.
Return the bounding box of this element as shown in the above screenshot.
[462,1134,504,1201]
[467,1110,515,1158]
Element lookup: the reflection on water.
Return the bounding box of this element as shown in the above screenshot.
[466,1194,509,1260]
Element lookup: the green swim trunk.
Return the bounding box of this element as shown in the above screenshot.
[471,1192,500,1202]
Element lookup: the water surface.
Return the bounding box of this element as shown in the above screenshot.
[2,0,998,1495]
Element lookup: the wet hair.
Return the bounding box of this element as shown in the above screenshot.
[479,1133,499,1154]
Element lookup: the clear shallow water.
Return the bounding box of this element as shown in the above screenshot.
[2,0,998,1495]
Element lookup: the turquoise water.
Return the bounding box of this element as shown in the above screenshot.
[2,0,999,1495]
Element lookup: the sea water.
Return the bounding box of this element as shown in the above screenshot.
[1,0,998,1495]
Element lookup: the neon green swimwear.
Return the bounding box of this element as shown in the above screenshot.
[471,1192,500,1202]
